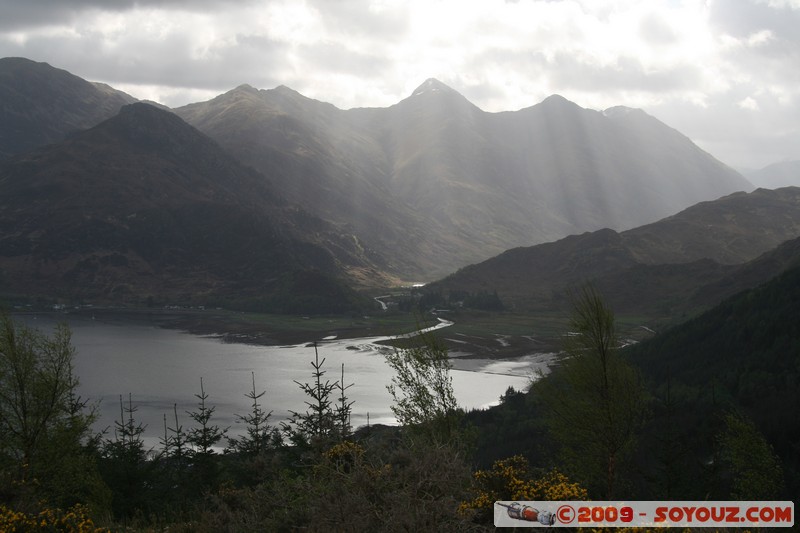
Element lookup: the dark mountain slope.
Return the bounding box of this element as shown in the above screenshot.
[427,187,800,314]
[688,233,800,307]
[0,57,135,159]
[176,79,752,279]
[0,103,379,311]
[623,187,800,265]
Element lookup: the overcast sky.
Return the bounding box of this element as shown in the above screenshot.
[1,0,798,170]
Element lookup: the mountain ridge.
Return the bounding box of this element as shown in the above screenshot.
[0,58,757,286]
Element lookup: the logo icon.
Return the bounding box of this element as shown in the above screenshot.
[497,502,557,525]
[557,504,576,524]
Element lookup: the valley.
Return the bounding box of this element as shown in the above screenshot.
[3,59,798,368]
[1,55,799,529]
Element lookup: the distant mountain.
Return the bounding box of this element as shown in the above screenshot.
[0,57,136,159]
[746,160,800,189]
[175,84,434,279]
[176,79,752,279]
[425,187,800,315]
[0,103,384,312]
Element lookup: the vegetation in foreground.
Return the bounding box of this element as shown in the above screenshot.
[0,271,795,531]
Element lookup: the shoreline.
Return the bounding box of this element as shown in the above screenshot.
[13,307,552,360]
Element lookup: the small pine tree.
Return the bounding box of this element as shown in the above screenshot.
[185,378,228,493]
[186,377,227,458]
[283,342,343,451]
[109,393,147,462]
[100,394,153,519]
[334,363,354,440]
[161,404,189,464]
[226,373,278,455]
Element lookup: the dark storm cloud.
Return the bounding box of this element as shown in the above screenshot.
[0,0,257,30]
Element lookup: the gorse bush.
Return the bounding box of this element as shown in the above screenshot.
[0,503,108,532]
[460,455,587,524]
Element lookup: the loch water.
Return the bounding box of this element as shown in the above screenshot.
[19,314,552,448]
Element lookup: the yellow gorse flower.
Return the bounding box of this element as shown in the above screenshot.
[0,503,109,532]
[460,455,588,514]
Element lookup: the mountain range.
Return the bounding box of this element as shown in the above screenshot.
[1,57,790,312]
[173,78,752,278]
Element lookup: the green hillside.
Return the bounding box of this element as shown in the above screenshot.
[468,264,800,501]
[626,262,800,497]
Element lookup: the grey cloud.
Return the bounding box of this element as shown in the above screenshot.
[306,0,410,40]
[459,80,508,108]
[694,128,800,171]
[711,3,800,88]
[0,1,797,169]
[549,53,701,94]
[639,13,677,46]
[648,85,800,169]
[3,28,289,92]
[299,40,391,76]
[709,0,800,43]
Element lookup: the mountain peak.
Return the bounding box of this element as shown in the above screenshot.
[0,56,135,157]
[100,102,215,154]
[116,101,178,123]
[540,94,578,108]
[233,83,258,93]
[602,105,648,119]
[273,84,302,96]
[411,78,457,97]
